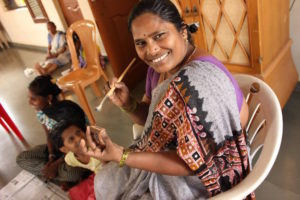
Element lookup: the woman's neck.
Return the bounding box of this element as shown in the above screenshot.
[50,31,57,36]
[166,44,196,78]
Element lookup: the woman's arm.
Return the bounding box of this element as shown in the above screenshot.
[125,151,192,176]
[41,124,56,161]
[47,46,66,58]
[80,127,192,176]
[47,45,51,55]
[123,97,150,126]
[43,156,65,180]
[55,46,66,56]
[107,79,149,125]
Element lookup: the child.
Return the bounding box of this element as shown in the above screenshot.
[16,75,89,189]
[72,32,86,69]
[50,120,101,200]
[50,120,102,174]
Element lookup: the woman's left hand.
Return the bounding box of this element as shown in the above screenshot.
[79,127,124,163]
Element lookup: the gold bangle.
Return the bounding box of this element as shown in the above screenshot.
[119,149,130,167]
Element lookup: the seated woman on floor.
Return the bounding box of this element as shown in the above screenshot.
[16,75,89,190]
[35,21,70,75]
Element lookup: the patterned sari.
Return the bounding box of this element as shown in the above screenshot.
[94,58,250,199]
[134,59,250,196]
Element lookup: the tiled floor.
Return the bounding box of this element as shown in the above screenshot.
[0,47,299,199]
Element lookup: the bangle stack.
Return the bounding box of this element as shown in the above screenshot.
[119,149,130,167]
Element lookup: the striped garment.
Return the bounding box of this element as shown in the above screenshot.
[16,144,89,183]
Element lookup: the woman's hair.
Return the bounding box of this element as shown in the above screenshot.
[72,32,80,56]
[128,0,196,43]
[47,21,56,28]
[28,75,62,104]
[43,100,87,131]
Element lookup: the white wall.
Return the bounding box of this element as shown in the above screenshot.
[0,0,106,55]
[77,1,107,55]
[290,0,300,81]
[0,1,64,47]
[2,1,297,66]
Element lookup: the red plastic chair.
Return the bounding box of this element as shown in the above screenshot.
[0,103,24,140]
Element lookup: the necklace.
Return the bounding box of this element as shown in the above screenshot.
[185,46,197,64]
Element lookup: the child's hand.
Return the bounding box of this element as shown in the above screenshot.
[79,127,123,163]
[42,162,59,180]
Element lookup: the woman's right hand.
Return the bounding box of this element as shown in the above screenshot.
[79,126,123,163]
[105,78,131,109]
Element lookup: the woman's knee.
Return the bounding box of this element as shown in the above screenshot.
[16,151,26,162]
[57,164,89,183]
[16,151,29,167]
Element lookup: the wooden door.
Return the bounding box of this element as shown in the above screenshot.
[58,0,84,26]
[178,0,261,74]
[178,0,298,107]
[88,0,147,89]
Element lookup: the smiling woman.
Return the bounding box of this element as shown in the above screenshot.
[131,13,189,74]
[80,0,251,199]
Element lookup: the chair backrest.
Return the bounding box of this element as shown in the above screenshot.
[210,74,283,200]
[66,20,100,74]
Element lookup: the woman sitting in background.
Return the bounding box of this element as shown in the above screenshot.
[16,75,89,190]
[35,21,70,75]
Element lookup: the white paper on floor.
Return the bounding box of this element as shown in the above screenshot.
[0,170,68,200]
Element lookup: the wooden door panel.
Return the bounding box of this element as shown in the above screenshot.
[59,0,84,26]
[88,0,147,89]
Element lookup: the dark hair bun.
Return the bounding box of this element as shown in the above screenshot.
[188,24,198,33]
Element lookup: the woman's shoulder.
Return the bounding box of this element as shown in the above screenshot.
[180,56,227,81]
[174,56,237,99]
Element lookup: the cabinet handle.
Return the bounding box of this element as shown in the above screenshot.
[185,7,190,14]
[193,6,198,13]
[67,5,80,12]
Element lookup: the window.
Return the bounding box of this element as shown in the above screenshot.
[24,0,48,23]
[2,0,26,10]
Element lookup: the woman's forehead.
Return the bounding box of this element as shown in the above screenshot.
[131,13,173,38]
[28,89,38,97]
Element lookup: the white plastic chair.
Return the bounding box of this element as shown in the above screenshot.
[132,123,144,141]
[211,74,283,200]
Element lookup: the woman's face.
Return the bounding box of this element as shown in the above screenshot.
[131,13,188,74]
[28,89,49,111]
[47,23,56,35]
